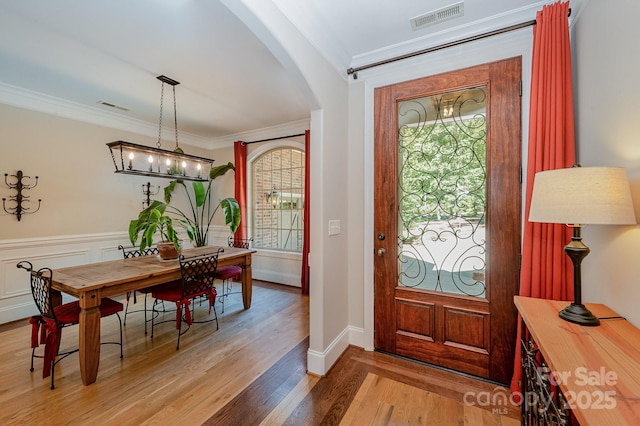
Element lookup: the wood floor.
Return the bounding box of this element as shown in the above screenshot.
[0,281,520,425]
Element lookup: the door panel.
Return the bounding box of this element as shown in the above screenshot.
[374,57,521,385]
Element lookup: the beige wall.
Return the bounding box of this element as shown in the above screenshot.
[0,103,231,240]
[575,0,640,326]
[0,103,159,239]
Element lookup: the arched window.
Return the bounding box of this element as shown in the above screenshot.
[251,147,305,252]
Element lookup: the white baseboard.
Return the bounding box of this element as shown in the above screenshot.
[307,327,349,376]
[348,325,366,349]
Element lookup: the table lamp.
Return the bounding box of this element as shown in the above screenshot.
[528,165,637,326]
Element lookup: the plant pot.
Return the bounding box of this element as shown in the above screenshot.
[157,241,182,260]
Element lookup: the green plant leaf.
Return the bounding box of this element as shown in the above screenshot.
[209,162,235,180]
[220,197,240,233]
[142,224,157,251]
[128,220,139,245]
[193,181,206,207]
[164,181,177,204]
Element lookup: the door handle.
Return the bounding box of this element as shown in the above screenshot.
[377,248,386,257]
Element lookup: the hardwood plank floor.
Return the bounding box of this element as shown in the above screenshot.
[0,280,520,425]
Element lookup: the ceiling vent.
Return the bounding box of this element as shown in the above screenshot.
[410,2,464,32]
[97,100,130,112]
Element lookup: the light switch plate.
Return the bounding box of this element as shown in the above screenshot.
[328,219,341,235]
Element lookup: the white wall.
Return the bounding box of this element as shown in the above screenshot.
[574,0,640,326]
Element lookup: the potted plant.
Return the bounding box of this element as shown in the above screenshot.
[162,162,240,247]
[128,200,182,259]
[128,162,241,256]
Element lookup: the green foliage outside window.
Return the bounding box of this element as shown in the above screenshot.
[399,117,486,234]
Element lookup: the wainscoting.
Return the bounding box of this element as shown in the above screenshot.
[0,226,301,324]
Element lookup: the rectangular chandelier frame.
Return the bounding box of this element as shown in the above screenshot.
[107,140,214,182]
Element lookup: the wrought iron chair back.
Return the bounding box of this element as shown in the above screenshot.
[227,236,253,249]
[18,261,57,322]
[179,249,222,299]
[117,245,166,334]
[118,245,159,258]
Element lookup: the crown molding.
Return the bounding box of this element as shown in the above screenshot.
[0,81,211,148]
[208,118,310,149]
[348,1,557,72]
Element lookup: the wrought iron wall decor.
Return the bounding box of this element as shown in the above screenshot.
[142,182,160,208]
[2,170,42,221]
[106,75,215,182]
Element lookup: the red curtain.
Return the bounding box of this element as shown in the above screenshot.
[233,141,247,240]
[510,1,576,396]
[301,130,311,294]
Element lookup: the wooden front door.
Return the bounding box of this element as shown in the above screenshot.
[373,57,521,385]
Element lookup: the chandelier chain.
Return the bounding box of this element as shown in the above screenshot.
[173,85,179,150]
[157,82,165,149]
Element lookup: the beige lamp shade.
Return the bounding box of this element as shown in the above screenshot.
[529,167,637,225]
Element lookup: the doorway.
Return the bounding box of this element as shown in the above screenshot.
[373,57,522,385]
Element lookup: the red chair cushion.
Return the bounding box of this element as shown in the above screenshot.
[152,282,218,328]
[152,281,217,300]
[150,281,183,302]
[53,297,123,325]
[214,265,242,281]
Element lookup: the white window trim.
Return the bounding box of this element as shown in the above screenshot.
[247,139,305,253]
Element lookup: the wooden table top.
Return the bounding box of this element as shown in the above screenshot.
[515,296,640,426]
[51,246,254,298]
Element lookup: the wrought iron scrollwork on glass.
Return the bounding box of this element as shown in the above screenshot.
[397,87,487,298]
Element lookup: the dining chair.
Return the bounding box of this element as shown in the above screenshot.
[150,249,222,350]
[118,245,175,335]
[18,261,124,389]
[214,236,253,313]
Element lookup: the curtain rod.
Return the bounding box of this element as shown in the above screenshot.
[346,9,570,79]
[243,132,306,145]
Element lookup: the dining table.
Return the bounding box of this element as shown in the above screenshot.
[50,245,255,386]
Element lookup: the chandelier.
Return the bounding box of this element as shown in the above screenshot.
[106,75,214,182]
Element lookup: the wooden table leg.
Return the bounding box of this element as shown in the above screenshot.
[241,255,253,309]
[78,290,101,385]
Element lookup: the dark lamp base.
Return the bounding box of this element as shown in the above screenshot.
[559,303,600,326]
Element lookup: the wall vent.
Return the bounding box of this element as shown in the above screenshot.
[97,100,130,111]
[410,1,464,32]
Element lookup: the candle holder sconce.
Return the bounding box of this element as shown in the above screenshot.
[3,170,42,221]
[142,182,160,208]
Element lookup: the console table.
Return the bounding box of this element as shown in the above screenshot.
[515,296,640,425]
